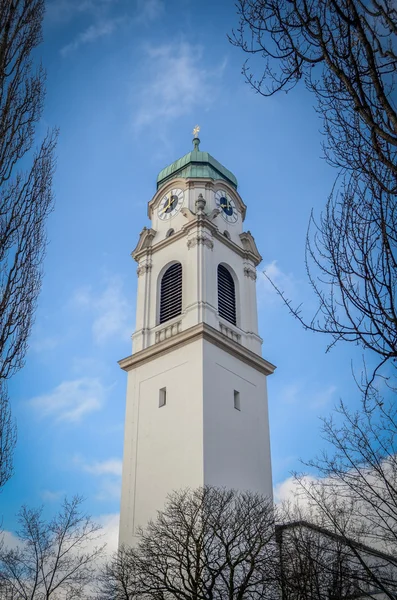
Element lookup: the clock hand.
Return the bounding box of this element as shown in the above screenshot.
[162,196,171,214]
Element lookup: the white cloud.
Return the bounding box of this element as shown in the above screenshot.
[95,478,122,501]
[76,456,122,476]
[72,286,92,307]
[135,0,164,23]
[92,278,130,344]
[96,513,120,556]
[71,356,107,376]
[257,260,297,306]
[60,17,123,56]
[74,456,122,501]
[279,382,301,405]
[0,529,23,551]
[30,334,61,354]
[310,384,337,409]
[48,0,162,25]
[133,42,227,129]
[72,276,131,345]
[52,0,162,56]
[41,489,65,502]
[274,474,318,506]
[278,381,337,410]
[46,0,118,24]
[30,377,108,423]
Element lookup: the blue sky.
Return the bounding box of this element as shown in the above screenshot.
[1,0,373,548]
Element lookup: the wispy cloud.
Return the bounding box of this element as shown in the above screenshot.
[257,260,297,306]
[48,0,162,25]
[60,17,124,56]
[75,456,122,476]
[46,0,119,24]
[95,478,122,501]
[52,0,163,56]
[279,382,302,405]
[30,377,108,423]
[310,384,337,409]
[29,334,62,354]
[133,42,227,130]
[74,455,122,501]
[72,276,131,345]
[278,380,337,410]
[135,0,164,23]
[41,489,65,502]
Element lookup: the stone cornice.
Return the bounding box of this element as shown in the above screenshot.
[132,215,261,266]
[131,228,157,260]
[118,322,276,376]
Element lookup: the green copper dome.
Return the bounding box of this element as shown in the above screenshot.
[156,138,238,190]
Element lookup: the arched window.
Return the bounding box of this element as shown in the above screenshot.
[160,263,182,324]
[217,264,236,325]
[166,228,175,238]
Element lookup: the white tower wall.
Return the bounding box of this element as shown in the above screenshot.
[203,340,273,497]
[119,151,276,548]
[119,338,204,546]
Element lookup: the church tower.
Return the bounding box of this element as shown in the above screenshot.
[119,133,276,547]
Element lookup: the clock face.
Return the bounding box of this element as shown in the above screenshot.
[158,189,184,220]
[215,190,238,223]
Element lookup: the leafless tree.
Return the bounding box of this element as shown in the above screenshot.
[0,382,16,490]
[278,393,397,598]
[231,0,397,391]
[99,487,278,600]
[276,516,396,600]
[0,0,57,489]
[231,4,397,593]
[0,495,104,600]
[96,546,140,600]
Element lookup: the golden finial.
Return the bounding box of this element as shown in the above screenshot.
[192,124,200,138]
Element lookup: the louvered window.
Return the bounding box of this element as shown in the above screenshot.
[218,264,236,325]
[160,263,182,324]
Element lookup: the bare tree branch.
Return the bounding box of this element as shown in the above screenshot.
[231,0,397,390]
[0,0,57,491]
[99,488,278,600]
[0,495,105,600]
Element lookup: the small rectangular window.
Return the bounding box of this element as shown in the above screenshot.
[234,390,240,411]
[159,387,167,408]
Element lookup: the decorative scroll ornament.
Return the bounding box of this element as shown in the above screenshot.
[244,266,257,280]
[187,235,214,250]
[132,227,157,260]
[239,231,262,265]
[137,262,152,277]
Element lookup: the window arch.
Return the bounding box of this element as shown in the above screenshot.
[217,264,236,325]
[159,262,182,324]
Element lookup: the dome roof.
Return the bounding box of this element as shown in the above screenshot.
[156,138,238,190]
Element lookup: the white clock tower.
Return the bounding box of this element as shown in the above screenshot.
[119,134,276,547]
